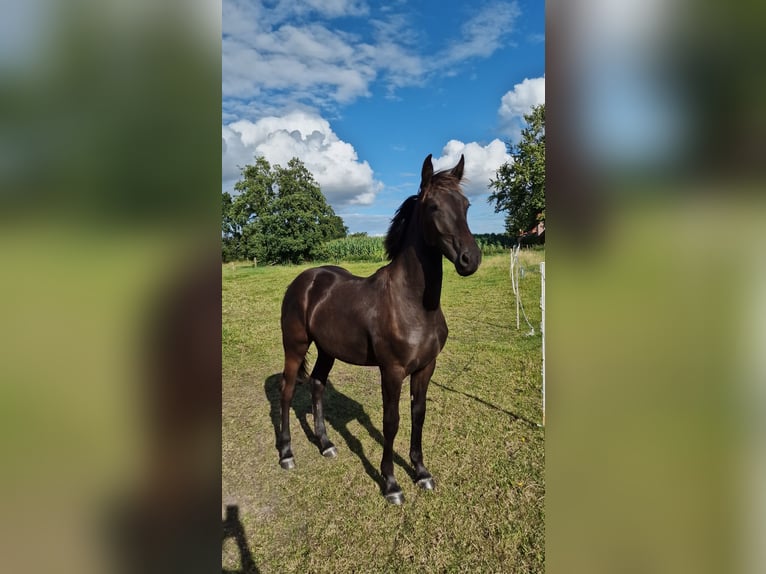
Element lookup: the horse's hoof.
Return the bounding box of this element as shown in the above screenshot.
[416,476,435,491]
[321,445,338,458]
[279,457,295,470]
[384,491,404,505]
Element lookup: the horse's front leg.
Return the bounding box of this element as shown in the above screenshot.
[410,359,436,490]
[380,367,404,504]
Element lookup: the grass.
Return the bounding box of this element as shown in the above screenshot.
[222,251,545,573]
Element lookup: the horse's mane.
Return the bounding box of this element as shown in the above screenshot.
[383,170,463,260]
[384,194,419,260]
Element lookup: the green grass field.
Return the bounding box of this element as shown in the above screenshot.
[222,251,545,573]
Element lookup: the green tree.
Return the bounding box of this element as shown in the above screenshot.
[488,103,545,236]
[222,157,347,263]
[221,191,240,261]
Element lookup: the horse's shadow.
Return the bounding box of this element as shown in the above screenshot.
[222,504,259,574]
[264,373,416,494]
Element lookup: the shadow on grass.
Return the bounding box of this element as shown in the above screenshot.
[431,379,541,428]
[222,504,259,574]
[265,373,415,494]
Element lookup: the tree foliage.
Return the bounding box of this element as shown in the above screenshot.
[222,157,347,263]
[488,104,545,236]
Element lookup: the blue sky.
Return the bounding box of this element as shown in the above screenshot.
[222,0,545,235]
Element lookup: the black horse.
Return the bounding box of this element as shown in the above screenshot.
[278,154,481,504]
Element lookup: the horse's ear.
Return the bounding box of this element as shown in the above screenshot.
[451,154,465,180]
[420,154,433,195]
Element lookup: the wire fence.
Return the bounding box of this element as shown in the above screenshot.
[509,245,546,426]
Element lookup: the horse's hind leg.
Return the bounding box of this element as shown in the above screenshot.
[279,345,308,470]
[410,359,436,490]
[310,348,337,457]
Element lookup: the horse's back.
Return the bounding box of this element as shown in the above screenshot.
[283,265,359,304]
[281,264,363,330]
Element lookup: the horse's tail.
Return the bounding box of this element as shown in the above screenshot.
[297,357,310,384]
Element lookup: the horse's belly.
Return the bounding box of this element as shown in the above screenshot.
[319,329,377,366]
[308,306,377,366]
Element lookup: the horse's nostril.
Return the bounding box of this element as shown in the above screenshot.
[459,251,470,266]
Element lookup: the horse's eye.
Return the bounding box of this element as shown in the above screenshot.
[428,204,438,213]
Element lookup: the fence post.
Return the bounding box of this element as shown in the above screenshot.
[540,261,546,426]
[510,245,520,329]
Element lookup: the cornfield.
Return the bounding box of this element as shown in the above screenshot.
[317,235,387,263]
[316,233,516,263]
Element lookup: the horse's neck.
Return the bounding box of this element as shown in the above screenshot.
[391,237,443,311]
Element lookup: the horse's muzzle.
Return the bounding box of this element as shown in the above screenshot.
[455,247,481,276]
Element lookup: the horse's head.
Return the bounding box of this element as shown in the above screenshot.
[419,154,482,276]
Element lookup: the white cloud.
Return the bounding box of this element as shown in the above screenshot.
[222,110,383,206]
[432,139,511,197]
[497,76,545,143]
[222,25,375,106]
[302,0,369,19]
[499,76,546,119]
[498,75,545,139]
[364,16,426,91]
[224,0,368,30]
[221,0,378,108]
[222,1,524,117]
[442,1,521,65]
